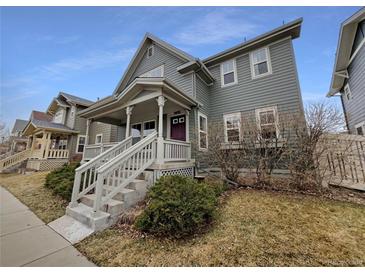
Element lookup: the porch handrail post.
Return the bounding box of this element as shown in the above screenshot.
[125,106,134,138]
[156,95,166,164]
[85,119,91,145]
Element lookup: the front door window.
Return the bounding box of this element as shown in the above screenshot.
[131,123,142,144]
[170,115,186,141]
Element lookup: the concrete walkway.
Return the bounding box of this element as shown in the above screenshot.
[0,186,95,267]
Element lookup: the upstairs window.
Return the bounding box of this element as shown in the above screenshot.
[255,106,279,139]
[140,65,164,78]
[53,109,64,124]
[223,113,241,142]
[220,59,237,87]
[250,47,272,79]
[198,112,208,150]
[344,84,352,101]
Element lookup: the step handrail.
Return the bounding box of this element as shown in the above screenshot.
[92,131,157,216]
[97,131,157,174]
[0,149,30,171]
[70,136,133,206]
[76,136,132,173]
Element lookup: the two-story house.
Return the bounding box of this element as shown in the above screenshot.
[327,7,365,135]
[0,92,120,172]
[9,119,28,154]
[64,18,305,232]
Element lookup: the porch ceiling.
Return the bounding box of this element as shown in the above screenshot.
[79,77,198,125]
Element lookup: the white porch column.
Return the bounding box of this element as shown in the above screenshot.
[156,95,166,164]
[185,109,190,142]
[41,131,47,159]
[44,132,51,159]
[85,119,91,145]
[125,106,134,138]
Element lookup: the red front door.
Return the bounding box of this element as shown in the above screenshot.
[170,115,186,141]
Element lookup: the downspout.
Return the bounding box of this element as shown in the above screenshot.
[339,93,350,133]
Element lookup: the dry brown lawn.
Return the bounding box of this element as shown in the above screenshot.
[0,172,67,223]
[76,189,365,266]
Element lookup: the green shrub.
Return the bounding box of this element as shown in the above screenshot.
[134,175,220,238]
[45,164,78,201]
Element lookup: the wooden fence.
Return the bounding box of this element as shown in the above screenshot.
[317,133,365,191]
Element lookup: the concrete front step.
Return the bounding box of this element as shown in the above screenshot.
[80,194,125,216]
[66,203,110,231]
[48,215,94,244]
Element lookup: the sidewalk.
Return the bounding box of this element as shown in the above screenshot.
[0,186,95,267]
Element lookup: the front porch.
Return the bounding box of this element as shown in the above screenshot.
[80,77,197,168]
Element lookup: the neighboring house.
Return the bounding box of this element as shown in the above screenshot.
[327,7,365,135]
[64,18,305,232]
[9,119,28,154]
[0,92,117,172]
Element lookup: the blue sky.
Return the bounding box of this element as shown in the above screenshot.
[0,6,361,130]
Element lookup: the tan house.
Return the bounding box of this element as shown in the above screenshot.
[0,92,118,172]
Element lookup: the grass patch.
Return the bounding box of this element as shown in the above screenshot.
[76,189,365,266]
[0,172,68,223]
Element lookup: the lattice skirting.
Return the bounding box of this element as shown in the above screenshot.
[27,159,68,171]
[155,167,194,179]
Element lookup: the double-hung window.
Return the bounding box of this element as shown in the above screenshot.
[198,112,208,150]
[255,106,279,139]
[220,59,237,87]
[223,113,241,142]
[344,84,352,101]
[250,47,272,79]
[143,120,156,137]
[76,135,86,153]
[140,65,164,78]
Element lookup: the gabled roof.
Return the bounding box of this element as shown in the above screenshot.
[30,110,52,122]
[203,18,303,67]
[47,91,95,115]
[22,110,77,136]
[327,7,365,97]
[112,33,201,96]
[11,119,28,134]
[59,91,94,107]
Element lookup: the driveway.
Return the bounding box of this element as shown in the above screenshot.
[0,186,95,267]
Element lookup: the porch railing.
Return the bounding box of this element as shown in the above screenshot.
[48,149,69,159]
[70,136,133,206]
[0,149,31,172]
[83,142,119,161]
[163,139,191,162]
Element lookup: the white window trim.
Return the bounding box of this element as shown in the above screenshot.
[223,112,242,143]
[250,47,273,79]
[131,122,142,138]
[355,121,365,135]
[95,134,103,144]
[142,119,157,137]
[76,135,86,154]
[255,106,280,139]
[147,45,154,58]
[220,59,238,88]
[344,83,352,101]
[198,112,208,151]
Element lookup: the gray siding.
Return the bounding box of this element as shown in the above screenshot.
[65,105,76,129]
[206,38,303,121]
[342,43,365,133]
[127,43,194,97]
[89,122,113,144]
